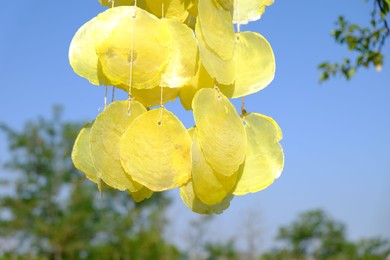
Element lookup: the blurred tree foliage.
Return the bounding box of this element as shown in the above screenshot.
[1,108,389,260]
[0,106,180,260]
[319,0,390,82]
[262,209,390,260]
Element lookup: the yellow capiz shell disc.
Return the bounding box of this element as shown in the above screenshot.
[192,88,247,176]
[120,108,192,192]
[233,0,274,24]
[160,18,199,88]
[220,32,275,98]
[69,15,113,86]
[128,186,154,203]
[144,0,192,21]
[71,122,98,183]
[179,61,214,110]
[180,181,234,215]
[96,6,172,89]
[131,86,179,108]
[195,21,236,85]
[192,128,239,205]
[90,100,147,192]
[233,113,284,195]
[198,0,235,60]
[99,0,149,8]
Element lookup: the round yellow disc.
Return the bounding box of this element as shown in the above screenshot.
[90,100,147,192]
[128,186,153,203]
[192,128,239,205]
[233,0,274,24]
[120,108,192,191]
[220,32,275,98]
[69,16,112,86]
[99,0,149,8]
[160,18,199,88]
[144,0,192,21]
[195,21,236,85]
[131,86,179,108]
[197,0,235,60]
[192,88,247,176]
[96,6,172,89]
[180,181,234,214]
[233,113,284,195]
[72,122,98,183]
[179,61,214,110]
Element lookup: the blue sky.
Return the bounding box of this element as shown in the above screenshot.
[1,0,389,252]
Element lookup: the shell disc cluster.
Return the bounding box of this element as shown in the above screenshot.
[70,0,284,214]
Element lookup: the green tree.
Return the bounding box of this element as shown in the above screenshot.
[204,240,238,260]
[319,0,390,81]
[0,106,180,260]
[262,209,390,260]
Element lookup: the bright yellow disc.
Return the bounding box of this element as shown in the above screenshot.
[198,0,235,60]
[128,186,153,203]
[220,32,275,98]
[69,16,112,86]
[233,0,274,24]
[180,181,234,214]
[179,61,214,110]
[99,0,149,8]
[131,86,179,108]
[120,108,192,191]
[72,122,98,183]
[233,113,284,195]
[96,6,172,89]
[90,100,147,192]
[144,0,192,21]
[160,18,199,88]
[192,88,247,176]
[195,21,236,85]
[192,128,239,205]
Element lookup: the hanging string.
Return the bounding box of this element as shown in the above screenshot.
[127,3,137,115]
[111,87,115,102]
[235,0,241,33]
[104,85,108,109]
[213,80,221,100]
[158,2,166,126]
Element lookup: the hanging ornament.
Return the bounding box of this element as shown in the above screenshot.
[70,0,284,215]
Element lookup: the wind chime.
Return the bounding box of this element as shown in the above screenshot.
[70,0,284,214]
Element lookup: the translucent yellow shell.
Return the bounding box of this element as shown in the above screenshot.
[197,0,235,60]
[131,86,179,108]
[128,186,154,202]
[90,100,147,192]
[96,6,172,89]
[144,0,192,21]
[180,181,234,214]
[195,21,236,85]
[234,113,284,195]
[192,88,247,176]
[220,32,275,98]
[71,122,98,183]
[99,0,134,7]
[233,0,274,24]
[191,128,238,205]
[120,108,192,191]
[69,15,113,86]
[179,61,214,110]
[160,18,199,88]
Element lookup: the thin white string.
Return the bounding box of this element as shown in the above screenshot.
[127,4,137,115]
[111,87,115,102]
[158,2,165,126]
[104,86,108,109]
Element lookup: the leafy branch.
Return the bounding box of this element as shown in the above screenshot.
[319,0,390,82]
